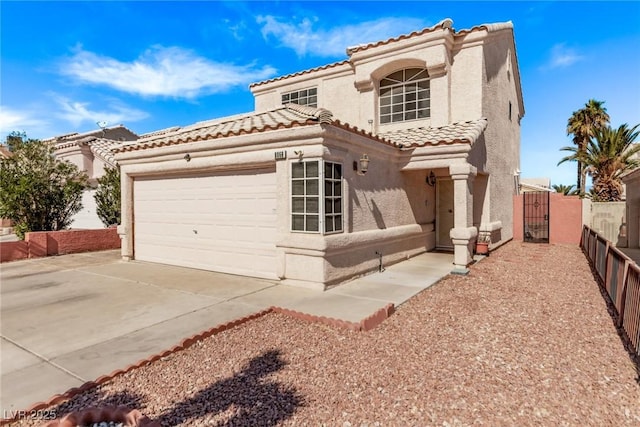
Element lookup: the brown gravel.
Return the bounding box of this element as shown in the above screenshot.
[9,242,640,426]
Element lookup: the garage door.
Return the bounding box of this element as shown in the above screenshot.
[133,168,278,279]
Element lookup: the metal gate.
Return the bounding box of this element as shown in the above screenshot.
[523,191,549,243]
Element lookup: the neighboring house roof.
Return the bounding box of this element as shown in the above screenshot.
[379,118,488,148]
[520,182,552,192]
[45,125,138,146]
[520,177,551,189]
[88,138,133,166]
[56,136,132,167]
[50,125,140,167]
[0,145,12,159]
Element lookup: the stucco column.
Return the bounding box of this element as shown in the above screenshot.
[117,171,134,261]
[449,163,477,274]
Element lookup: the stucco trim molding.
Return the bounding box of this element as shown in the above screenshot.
[277,223,431,254]
[354,78,374,92]
[449,163,478,179]
[426,62,447,78]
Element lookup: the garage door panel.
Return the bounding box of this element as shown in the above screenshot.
[134,169,277,279]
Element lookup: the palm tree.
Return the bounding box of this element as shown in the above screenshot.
[566,99,610,193]
[551,184,578,195]
[559,124,640,201]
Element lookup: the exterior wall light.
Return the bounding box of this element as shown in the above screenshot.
[353,154,370,175]
[426,170,436,186]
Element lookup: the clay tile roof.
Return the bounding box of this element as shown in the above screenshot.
[116,104,334,153]
[379,118,488,148]
[345,19,514,56]
[250,60,350,88]
[455,21,514,35]
[45,125,136,143]
[88,138,131,166]
[139,126,181,139]
[346,18,454,55]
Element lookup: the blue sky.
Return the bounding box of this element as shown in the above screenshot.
[1,1,639,186]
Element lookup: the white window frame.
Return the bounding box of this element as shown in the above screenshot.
[290,160,343,234]
[379,68,430,124]
[282,87,318,107]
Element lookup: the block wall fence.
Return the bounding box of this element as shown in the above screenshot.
[0,228,120,263]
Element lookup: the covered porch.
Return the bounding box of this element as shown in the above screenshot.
[384,118,497,274]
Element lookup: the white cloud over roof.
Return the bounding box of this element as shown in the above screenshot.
[54,96,150,128]
[256,15,427,57]
[60,45,278,98]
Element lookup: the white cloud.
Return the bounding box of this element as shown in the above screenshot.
[0,106,48,134]
[543,43,584,69]
[0,96,150,140]
[256,15,427,57]
[53,96,149,128]
[0,107,53,138]
[60,46,277,98]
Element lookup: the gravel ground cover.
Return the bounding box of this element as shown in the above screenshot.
[9,242,640,426]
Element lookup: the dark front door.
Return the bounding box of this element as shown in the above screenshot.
[523,191,549,243]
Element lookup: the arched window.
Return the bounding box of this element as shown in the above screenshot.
[379,68,430,124]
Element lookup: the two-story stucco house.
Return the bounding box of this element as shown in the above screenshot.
[48,125,139,228]
[114,18,524,290]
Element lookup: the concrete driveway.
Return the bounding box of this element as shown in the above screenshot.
[1,249,454,413]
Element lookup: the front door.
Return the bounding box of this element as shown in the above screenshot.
[437,179,454,249]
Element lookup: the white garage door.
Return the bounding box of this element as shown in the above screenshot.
[133,168,277,279]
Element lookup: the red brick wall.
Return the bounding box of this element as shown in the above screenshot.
[0,228,120,262]
[0,241,29,262]
[513,193,582,245]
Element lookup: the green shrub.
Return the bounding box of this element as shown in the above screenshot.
[95,166,121,227]
[0,132,88,239]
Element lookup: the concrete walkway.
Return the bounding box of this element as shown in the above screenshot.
[0,250,454,413]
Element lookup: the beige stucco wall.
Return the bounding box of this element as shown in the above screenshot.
[71,189,104,229]
[276,126,437,288]
[474,32,522,243]
[252,25,522,251]
[116,124,436,289]
[55,144,114,229]
[252,26,518,138]
[589,201,627,246]
[449,43,484,123]
[55,145,94,178]
[252,27,458,133]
